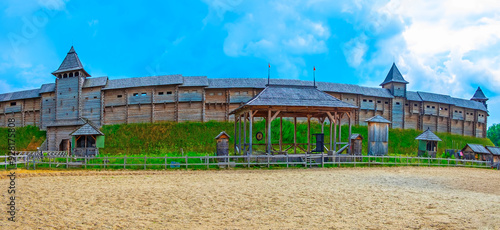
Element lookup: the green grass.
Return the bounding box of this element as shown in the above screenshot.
[0,125,46,153]
[0,121,493,157]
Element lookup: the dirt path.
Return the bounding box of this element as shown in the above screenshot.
[0,167,499,229]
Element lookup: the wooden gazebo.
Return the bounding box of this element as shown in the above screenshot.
[415,128,442,157]
[230,84,357,155]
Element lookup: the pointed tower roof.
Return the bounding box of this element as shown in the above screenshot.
[52,46,89,76]
[380,63,409,86]
[471,87,488,100]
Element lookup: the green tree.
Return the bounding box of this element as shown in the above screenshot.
[487,124,500,146]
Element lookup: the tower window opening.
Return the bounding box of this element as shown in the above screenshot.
[75,72,79,77]
[10,102,16,106]
[133,93,139,97]
[69,73,73,77]
[117,95,122,98]
[167,91,172,95]
[158,92,164,95]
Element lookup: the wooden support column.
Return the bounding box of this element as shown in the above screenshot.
[243,112,247,154]
[249,110,253,155]
[338,113,343,146]
[279,117,283,153]
[327,112,334,152]
[334,112,337,152]
[238,114,242,154]
[234,115,238,154]
[267,110,272,154]
[307,115,311,152]
[348,112,352,154]
[294,117,297,154]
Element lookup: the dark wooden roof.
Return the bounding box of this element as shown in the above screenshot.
[215,131,230,139]
[485,146,500,156]
[70,121,104,136]
[230,84,357,116]
[208,78,394,98]
[0,88,40,102]
[103,74,184,90]
[350,134,363,140]
[415,128,442,141]
[83,76,108,88]
[241,84,357,107]
[380,63,409,86]
[52,46,87,75]
[45,118,87,127]
[463,144,490,154]
[40,83,56,93]
[471,87,488,100]
[182,76,209,87]
[365,115,391,123]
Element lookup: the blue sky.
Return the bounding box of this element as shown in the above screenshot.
[1,0,500,127]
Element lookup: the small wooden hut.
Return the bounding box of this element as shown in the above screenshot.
[461,144,492,161]
[349,134,363,155]
[215,131,230,162]
[70,121,105,156]
[366,115,391,156]
[415,128,442,157]
[485,146,500,163]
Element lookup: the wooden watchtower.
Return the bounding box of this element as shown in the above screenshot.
[415,128,441,157]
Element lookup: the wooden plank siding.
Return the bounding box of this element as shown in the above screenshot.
[0,80,489,139]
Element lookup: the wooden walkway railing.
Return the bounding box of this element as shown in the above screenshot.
[0,154,497,170]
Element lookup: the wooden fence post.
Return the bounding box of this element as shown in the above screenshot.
[144,156,147,170]
[65,156,68,169]
[267,155,270,168]
[124,155,127,169]
[85,156,87,169]
[206,155,209,169]
[286,154,289,168]
[165,155,167,169]
[185,155,188,169]
[321,153,324,168]
[4,156,6,169]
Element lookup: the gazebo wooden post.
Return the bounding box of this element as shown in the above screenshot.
[338,113,343,148]
[348,112,352,154]
[238,114,242,155]
[267,110,272,154]
[334,112,338,152]
[249,110,253,155]
[234,115,238,154]
[326,112,335,152]
[294,117,297,154]
[243,112,247,154]
[307,115,311,152]
[279,117,283,153]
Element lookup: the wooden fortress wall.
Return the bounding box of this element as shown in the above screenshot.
[0,84,488,139]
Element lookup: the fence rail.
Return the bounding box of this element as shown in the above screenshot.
[0,154,498,170]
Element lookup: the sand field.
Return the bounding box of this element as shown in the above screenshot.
[0,167,499,229]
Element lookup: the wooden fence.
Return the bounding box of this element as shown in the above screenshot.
[0,154,497,170]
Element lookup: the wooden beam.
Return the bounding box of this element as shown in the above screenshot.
[249,110,253,155]
[243,111,247,154]
[234,115,238,154]
[267,110,272,154]
[270,111,281,121]
[279,117,282,153]
[294,117,297,154]
[307,115,311,152]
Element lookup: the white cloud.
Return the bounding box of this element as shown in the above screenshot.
[209,1,332,79]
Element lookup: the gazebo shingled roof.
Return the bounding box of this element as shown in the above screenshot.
[230,84,357,117]
[415,128,442,142]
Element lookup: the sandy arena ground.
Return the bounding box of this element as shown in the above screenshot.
[0,167,499,229]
